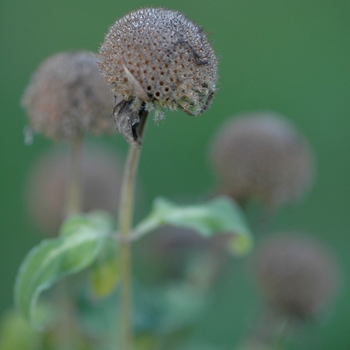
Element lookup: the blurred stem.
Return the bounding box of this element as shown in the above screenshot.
[273,316,290,350]
[65,135,83,216]
[118,110,149,350]
[54,136,84,349]
[54,282,80,350]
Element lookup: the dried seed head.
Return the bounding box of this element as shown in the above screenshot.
[22,51,115,141]
[26,145,122,234]
[209,112,315,207]
[254,234,338,319]
[98,8,218,146]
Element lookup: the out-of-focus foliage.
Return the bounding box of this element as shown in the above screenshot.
[14,212,116,329]
[133,196,252,256]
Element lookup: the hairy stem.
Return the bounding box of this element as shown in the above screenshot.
[118,110,149,350]
[65,136,83,216]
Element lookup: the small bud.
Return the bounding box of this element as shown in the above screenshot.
[254,234,338,319]
[98,8,218,146]
[21,51,115,141]
[209,112,315,207]
[25,145,123,234]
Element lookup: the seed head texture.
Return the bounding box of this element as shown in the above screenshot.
[22,51,115,141]
[98,8,218,145]
[254,234,338,319]
[210,112,315,207]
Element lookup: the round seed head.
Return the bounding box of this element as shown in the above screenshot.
[98,8,218,145]
[22,51,116,141]
[254,234,338,319]
[25,144,122,234]
[209,112,315,207]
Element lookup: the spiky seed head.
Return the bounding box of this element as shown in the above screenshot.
[21,51,115,141]
[254,234,338,319]
[209,112,315,207]
[98,8,218,146]
[25,145,122,234]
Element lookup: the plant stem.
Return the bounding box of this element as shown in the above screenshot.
[55,136,83,350]
[118,110,149,350]
[65,136,83,216]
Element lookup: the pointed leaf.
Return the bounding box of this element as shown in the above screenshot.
[14,211,114,329]
[133,196,252,256]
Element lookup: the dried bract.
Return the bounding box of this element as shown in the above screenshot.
[22,51,115,141]
[210,112,315,207]
[254,234,338,319]
[98,8,218,146]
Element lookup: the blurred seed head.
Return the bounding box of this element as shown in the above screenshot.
[26,144,122,234]
[21,51,116,141]
[98,8,218,145]
[136,226,229,289]
[254,234,338,319]
[209,112,315,207]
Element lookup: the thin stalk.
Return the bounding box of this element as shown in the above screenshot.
[55,135,83,350]
[118,111,149,350]
[65,136,83,216]
[55,281,80,350]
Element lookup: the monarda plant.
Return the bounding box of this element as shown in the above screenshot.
[14,8,252,350]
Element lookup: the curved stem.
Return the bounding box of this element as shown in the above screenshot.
[118,110,149,350]
[65,136,83,216]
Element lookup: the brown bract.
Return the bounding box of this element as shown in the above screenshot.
[22,51,115,141]
[98,8,218,146]
[210,112,315,207]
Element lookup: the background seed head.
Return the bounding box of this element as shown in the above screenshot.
[98,8,218,120]
[254,234,338,319]
[22,51,116,141]
[135,226,229,289]
[25,144,122,235]
[209,112,315,207]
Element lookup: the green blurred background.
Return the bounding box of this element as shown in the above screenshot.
[1,0,349,348]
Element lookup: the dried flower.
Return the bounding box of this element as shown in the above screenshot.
[254,234,338,319]
[98,7,218,146]
[26,144,123,234]
[209,112,315,207]
[22,51,115,141]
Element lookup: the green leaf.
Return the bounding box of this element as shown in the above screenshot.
[59,210,114,236]
[14,211,114,329]
[133,196,253,256]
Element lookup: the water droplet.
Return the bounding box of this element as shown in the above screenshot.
[24,125,34,145]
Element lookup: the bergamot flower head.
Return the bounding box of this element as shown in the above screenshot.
[98,7,218,146]
[21,51,115,141]
[209,112,315,207]
[254,234,338,319]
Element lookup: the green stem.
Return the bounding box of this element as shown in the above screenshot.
[118,111,149,350]
[54,136,83,350]
[65,136,83,216]
[54,281,80,350]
